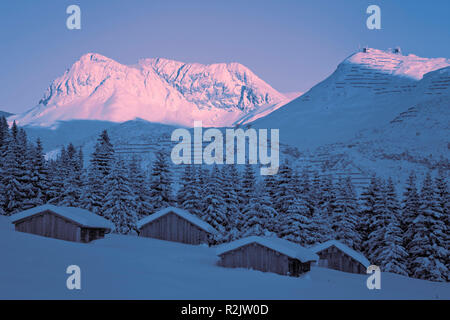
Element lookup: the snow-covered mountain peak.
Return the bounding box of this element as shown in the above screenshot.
[79,52,114,63]
[253,48,450,153]
[11,53,288,128]
[141,57,286,113]
[344,48,450,80]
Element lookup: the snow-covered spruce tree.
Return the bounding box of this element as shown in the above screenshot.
[90,130,115,178]
[377,215,409,276]
[2,124,35,214]
[18,129,37,210]
[148,149,173,212]
[77,147,84,172]
[261,173,281,235]
[358,175,379,256]
[81,130,115,215]
[405,173,448,282]
[196,165,211,211]
[59,144,84,207]
[262,171,277,204]
[220,164,241,240]
[1,139,22,215]
[332,176,361,250]
[177,164,203,219]
[269,161,314,245]
[310,171,321,209]
[310,203,333,244]
[302,172,335,243]
[434,169,449,231]
[0,116,8,151]
[288,168,328,245]
[306,170,333,244]
[401,172,420,244]
[373,178,408,275]
[47,146,69,205]
[103,158,137,234]
[278,194,316,246]
[290,167,302,195]
[241,163,256,210]
[274,160,294,215]
[434,170,449,270]
[232,163,257,237]
[0,116,10,215]
[365,178,391,265]
[0,117,8,152]
[201,165,228,240]
[0,116,9,168]
[240,186,277,238]
[318,173,337,223]
[176,164,191,206]
[80,164,104,215]
[27,138,49,206]
[298,169,315,217]
[128,155,152,219]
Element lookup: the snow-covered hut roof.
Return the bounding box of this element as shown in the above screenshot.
[311,240,370,268]
[10,205,114,230]
[137,207,218,235]
[216,236,319,263]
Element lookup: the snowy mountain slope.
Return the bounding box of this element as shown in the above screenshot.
[333,100,448,183]
[252,48,450,148]
[1,224,449,299]
[10,53,288,128]
[251,49,450,181]
[293,70,450,185]
[283,91,304,101]
[24,120,118,152]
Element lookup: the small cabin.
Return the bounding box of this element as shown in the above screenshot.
[10,205,114,243]
[137,207,218,245]
[311,240,370,274]
[216,236,318,277]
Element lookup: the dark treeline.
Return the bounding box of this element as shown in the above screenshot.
[0,117,448,282]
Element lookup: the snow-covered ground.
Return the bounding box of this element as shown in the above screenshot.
[1,216,448,300]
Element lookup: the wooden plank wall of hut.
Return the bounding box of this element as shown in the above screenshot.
[80,228,105,243]
[218,243,291,276]
[140,212,207,245]
[317,246,365,274]
[14,211,81,242]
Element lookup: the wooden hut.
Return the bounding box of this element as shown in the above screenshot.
[216,236,318,277]
[137,207,218,245]
[10,205,114,243]
[311,240,370,274]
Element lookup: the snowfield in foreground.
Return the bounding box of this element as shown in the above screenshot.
[0,217,448,300]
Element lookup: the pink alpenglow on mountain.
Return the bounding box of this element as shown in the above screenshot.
[11,53,289,128]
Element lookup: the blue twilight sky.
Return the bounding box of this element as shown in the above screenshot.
[1,0,450,114]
